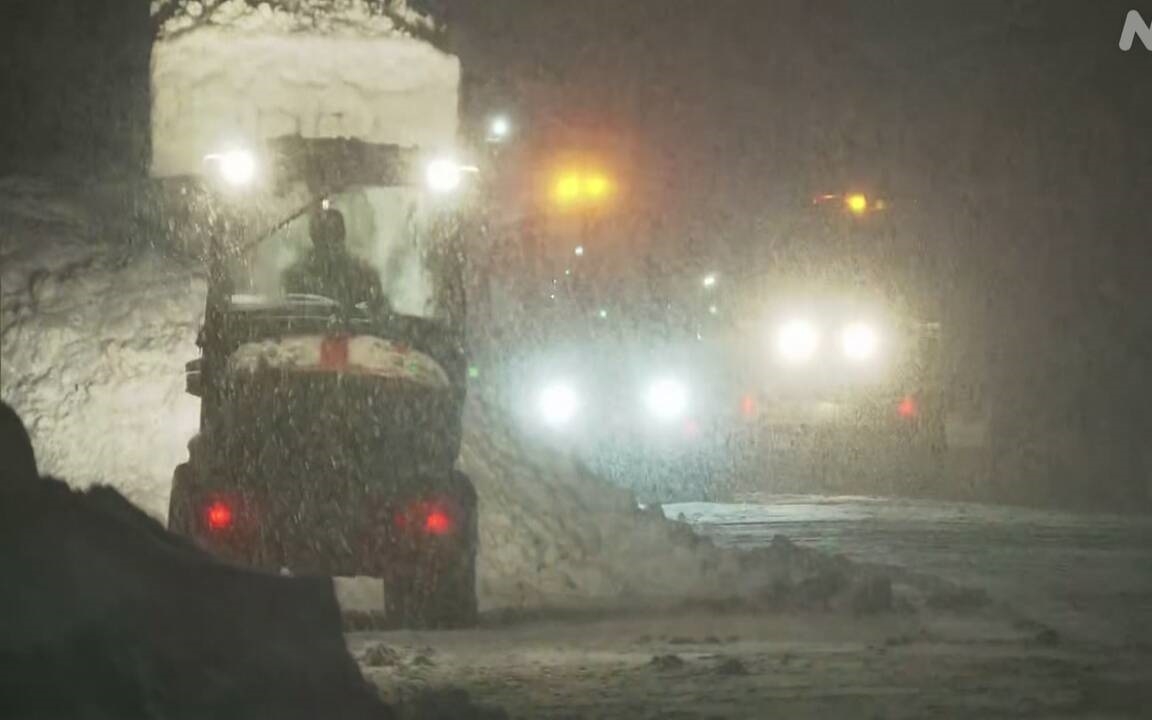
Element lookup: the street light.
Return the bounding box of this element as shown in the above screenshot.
[487,114,512,143]
[702,273,717,288]
[574,245,585,257]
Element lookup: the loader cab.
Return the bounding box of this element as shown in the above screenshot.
[186,136,472,464]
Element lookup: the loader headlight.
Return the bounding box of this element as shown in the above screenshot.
[204,148,257,187]
[775,319,820,364]
[538,382,580,428]
[840,322,880,362]
[425,157,465,193]
[644,376,689,422]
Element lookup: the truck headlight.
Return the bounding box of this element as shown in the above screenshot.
[538,382,579,427]
[841,322,880,362]
[644,376,688,422]
[775,319,820,364]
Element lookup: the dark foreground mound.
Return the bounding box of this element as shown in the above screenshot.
[0,401,390,720]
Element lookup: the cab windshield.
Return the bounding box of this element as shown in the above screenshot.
[226,185,456,321]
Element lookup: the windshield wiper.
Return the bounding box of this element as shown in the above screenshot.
[282,293,340,306]
[234,200,319,259]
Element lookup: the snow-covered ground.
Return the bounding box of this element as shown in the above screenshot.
[351,609,1151,718]
[350,496,1152,718]
[668,495,1152,646]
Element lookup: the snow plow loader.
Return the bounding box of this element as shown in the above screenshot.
[168,135,477,627]
[151,3,477,627]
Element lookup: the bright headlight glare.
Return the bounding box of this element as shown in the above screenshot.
[488,115,511,140]
[776,319,820,364]
[644,377,688,421]
[538,383,579,427]
[207,149,257,187]
[425,158,463,193]
[841,322,880,361]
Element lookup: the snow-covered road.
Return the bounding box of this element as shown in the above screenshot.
[667,495,1152,647]
[353,496,1152,718]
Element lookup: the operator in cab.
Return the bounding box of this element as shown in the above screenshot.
[283,208,385,312]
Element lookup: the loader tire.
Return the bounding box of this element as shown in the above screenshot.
[385,547,478,629]
[385,470,478,629]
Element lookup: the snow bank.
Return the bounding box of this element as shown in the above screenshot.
[2,181,868,612]
[0,179,204,513]
[461,398,804,609]
[150,1,459,177]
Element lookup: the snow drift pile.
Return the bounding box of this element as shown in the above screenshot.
[0,179,203,514]
[461,396,836,610]
[1,181,876,613]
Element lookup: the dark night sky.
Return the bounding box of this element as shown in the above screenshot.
[1,0,1151,502]
[447,1,1152,335]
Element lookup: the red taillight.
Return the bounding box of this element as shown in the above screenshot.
[740,394,758,419]
[205,500,234,531]
[683,418,700,439]
[394,500,455,536]
[424,509,452,535]
[897,395,918,419]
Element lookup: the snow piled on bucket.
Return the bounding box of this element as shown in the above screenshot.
[1,182,864,612]
[150,0,459,177]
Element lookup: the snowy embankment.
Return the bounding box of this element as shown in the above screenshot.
[0,179,203,513]
[0,180,892,613]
